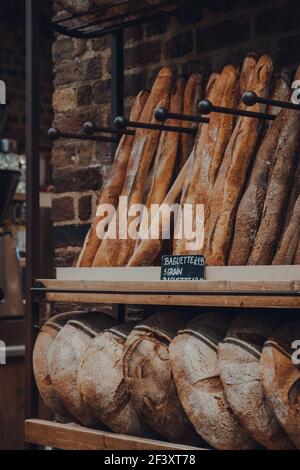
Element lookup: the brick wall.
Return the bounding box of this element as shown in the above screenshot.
[0,3,53,162]
[52,0,300,266]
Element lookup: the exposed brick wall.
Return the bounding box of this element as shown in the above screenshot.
[0,5,53,161]
[52,0,300,267]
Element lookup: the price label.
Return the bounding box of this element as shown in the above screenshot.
[160,255,206,281]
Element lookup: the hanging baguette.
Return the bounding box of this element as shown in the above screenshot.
[178,73,204,169]
[239,53,258,100]
[173,72,220,256]
[294,239,300,264]
[48,312,117,427]
[229,71,291,265]
[272,194,300,265]
[77,90,149,267]
[218,312,295,450]
[205,55,273,266]
[93,67,173,267]
[136,77,186,247]
[33,311,85,420]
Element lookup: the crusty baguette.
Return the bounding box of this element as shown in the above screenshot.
[272,194,300,265]
[77,322,156,437]
[178,73,204,169]
[93,67,173,267]
[33,311,85,420]
[137,77,186,246]
[77,90,149,267]
[48,312,117,426]
[239,53,258,99]
[294,238,300,264]
[229,73,291,265]
[170,312,259,450]
[283,155,300,231]
[173,72,220,256]
[260,321,300,448]
[176,66,238,256]
[248,111,300,265]
[123,312,202,445]
[218,312,295,450]
[205,55,273,265]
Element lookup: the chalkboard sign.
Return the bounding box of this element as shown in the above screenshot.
[161,255,206,281]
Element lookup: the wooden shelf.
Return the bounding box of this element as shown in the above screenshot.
[25,420,204,451]
[34,278,300,308]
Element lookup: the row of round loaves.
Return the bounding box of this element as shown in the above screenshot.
[33,310,300,449]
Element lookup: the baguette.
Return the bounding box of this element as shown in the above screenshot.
[48,312,117,426]
[272,194,300,265]
[123,312,201,444]
[93,67,173,267]
[260,321,300,448]
[239,53,258,99]
[77,90,149,267]
[294,239,300,264]
[33,311,85,420]
[169,313,259,450]
[178,73,204,169]
[218,312,295,449]
[229,72,291,265]
[205,55,273,265]
[77,323,156,437]
[173,72,220,256]
[137,77,186,246]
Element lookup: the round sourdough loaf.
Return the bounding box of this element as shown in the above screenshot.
[260,321,300,449]
[218,312,295,450]
[169,312,258,450]
[48,312,117,427]
[123,311,201,445]
[33,311,85,420]
[78,322,155,437]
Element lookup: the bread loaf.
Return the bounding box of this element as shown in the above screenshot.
[294,238,300,264]
[77,90,149,267]
[218,312,295,449]
[93,67,173,267]
[173,72,220,256]
[229,73,291,265]
[137,77,186,245]
[123,312,201,444]
[48,312,117,426]
[78,322,156,437]
[272,194,300,264]
[178,73,203,169]
[260,321,300,448]
[283,154,300,232]
[239,53,258,99]
[169,312,259,450]
[33,311,85,420]
[205,55,273,265]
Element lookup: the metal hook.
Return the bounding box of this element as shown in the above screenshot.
[242,91,300,112]
[155,107,209,124]
[83,121,135,136]
[114,116,198,135]
[48,127,118,143]
[198,99,276,121]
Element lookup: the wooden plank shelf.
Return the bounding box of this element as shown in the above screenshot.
[33,279,300,308]
[25,420,204,451]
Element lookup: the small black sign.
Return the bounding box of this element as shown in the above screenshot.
[160,255,206,281]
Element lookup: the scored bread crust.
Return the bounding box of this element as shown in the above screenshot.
[239,53,258,100]
[48,312,117,427]
[169,313,259,450]
[122,312,201,445]
[77,90,149,267]
[260,321,300,449]
[218,312,295,450]
[272,194,300,265]
[205,55,273,265]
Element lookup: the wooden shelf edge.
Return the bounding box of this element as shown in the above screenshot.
[25,419,205,451]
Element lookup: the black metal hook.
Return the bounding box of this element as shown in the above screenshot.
[83,121,135,136]
[48,127,118,143]
[242,91,300,112]
[114,116,198,135]
[198,99,276,121]
[155,107,209,124]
